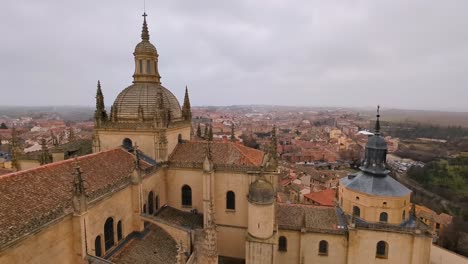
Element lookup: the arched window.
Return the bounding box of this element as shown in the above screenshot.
[148,191,154,215]
[143,204,147,214]
[155,195,159,210]
[353,206,361,217]
[104,217,114,251]
[226,191,235,210]
[146,60,151,74]
[139,60,143,73]
[122,138,132,150]
[340,197,343,207]
[178,134,182,143]
[318,240,328,255]
[376,241,388,258]
[278,236,287,251]
[117,221,123,241]
[95,235,102,257]
[402,210,406,221]
[182,185,192,206]
[379,212,388,223]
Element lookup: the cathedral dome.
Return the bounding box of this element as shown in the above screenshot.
[112,83,182,122]
[248,177,275,205]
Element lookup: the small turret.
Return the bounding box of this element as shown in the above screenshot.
[94,80,108,127]
[182,86,192,121]
[72,161,87,214]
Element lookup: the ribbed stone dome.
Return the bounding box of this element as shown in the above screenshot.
[134,41,157,55]
[112,83,182,122]
[248,177,275,205]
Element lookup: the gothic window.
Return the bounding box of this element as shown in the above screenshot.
[182,185,192,206]
[379,212,388,223]
[148,191,154,215]
[155,195,159,210]
[95,235,102,257]
[117,221,123,241]
[122,138,132,150]
[353,206,361,217]
[226,191,235,210]
[319,240,328,255]
[278,236,287,251]
[104,217,114,251]
[146,60,151,74]
[376,241,388,258]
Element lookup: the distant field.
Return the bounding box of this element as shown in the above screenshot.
[359,108,468,128]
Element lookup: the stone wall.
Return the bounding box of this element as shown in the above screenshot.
[0,216,75,264]
[430,244,468,264]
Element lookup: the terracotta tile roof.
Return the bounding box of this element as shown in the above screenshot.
[169,141,264,168]
[276,203,345,234]
[0,168,13,176]
[0,148,148,247]
[303,189,336,207]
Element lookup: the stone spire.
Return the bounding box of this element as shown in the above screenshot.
[203,201,218,257]
[94,80,108,127]
[182,86,192,121]
[141,12,150,41]
[72,160,87,213]
[39,138,51,165]
[175,240,187,264]
[230,124,235,142]
[203,142,213,172]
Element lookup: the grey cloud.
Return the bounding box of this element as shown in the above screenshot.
[0,0,467,111]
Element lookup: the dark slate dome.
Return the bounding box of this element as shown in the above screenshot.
[248,177,275,205]
[112,83,182,122]
[367,136,387,150]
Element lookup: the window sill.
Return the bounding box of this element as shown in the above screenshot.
[376,255,387,259]
[318,253,328,256]
[225,209,236,213]
[182,205,192,208]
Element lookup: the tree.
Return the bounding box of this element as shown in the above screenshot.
[204,124,209,139]
[196,123,202,138]
[208,125,213,141]
[0,123,7,129]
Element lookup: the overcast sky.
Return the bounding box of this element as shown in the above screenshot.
[1,1,467,111]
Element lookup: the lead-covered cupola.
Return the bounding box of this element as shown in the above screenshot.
[359,105,390,176]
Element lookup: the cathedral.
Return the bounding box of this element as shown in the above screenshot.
[0,13,434,264]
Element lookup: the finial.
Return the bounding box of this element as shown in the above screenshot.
[141,12,150,41]
[375,105,381,135]
[72,159,86,196]
[97,80,101,89]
